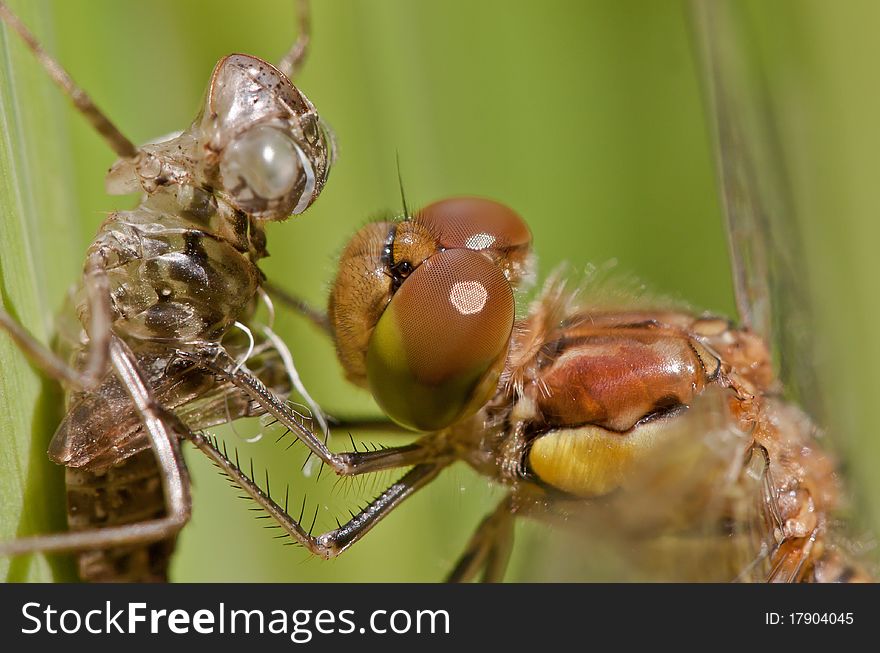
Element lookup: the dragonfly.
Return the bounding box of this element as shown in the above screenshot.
[254,0,875,581]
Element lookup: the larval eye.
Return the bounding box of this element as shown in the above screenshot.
[220,124,302,199]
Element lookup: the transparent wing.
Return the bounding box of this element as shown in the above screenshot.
[49,335,293,470]
[517,390,771,581]
[691,0,820,413]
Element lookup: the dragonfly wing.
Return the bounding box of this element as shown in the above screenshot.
[691,0,820,412]
[518,390,770,581]
[49,338,293,471]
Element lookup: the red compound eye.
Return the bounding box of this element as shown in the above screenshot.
[416,196,531,254]
[366,248,514,431]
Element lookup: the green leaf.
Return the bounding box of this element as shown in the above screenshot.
[0,0,79,582]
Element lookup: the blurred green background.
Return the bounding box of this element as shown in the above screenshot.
[1,0,878,581]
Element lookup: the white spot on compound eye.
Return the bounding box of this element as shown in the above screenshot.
[449,281,488,315]
[465,232,495,250]
[160,287,172,297]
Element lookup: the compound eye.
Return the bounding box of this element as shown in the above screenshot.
[220,124,306,209]
[366,248,514,431]
[416,197,531,253]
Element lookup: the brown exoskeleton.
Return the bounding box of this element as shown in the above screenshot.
[0,0,339,581]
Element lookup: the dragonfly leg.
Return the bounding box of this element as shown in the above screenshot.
[277,0,311,79]
[184,346,448,475]
[0,337,191,557]
[188,429,448,558]
[0,251,112,390]
[0,1,138,159]
[0,250,114,391]
[446,495,516,582]
[328,415,414,439]
[263,280,331,336]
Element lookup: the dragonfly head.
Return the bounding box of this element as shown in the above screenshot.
[202,54,334,220]
[329,197,532,431]
[104,54,335,220]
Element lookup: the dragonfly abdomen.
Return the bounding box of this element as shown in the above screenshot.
[83,196,266,344]
[66,449,178,582]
